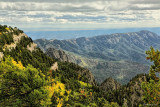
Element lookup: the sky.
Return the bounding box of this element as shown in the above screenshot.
[0,0,160,31]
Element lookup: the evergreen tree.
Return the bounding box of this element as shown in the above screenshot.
[141,47,160,105]
[0,56,52,106]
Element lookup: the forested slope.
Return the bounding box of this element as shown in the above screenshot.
[0,25,118,106]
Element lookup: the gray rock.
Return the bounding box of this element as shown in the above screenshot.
[0,52,4,61]
[100,77,121,91]
[46,48,70,62]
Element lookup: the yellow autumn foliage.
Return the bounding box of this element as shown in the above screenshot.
[45,79,71,107]
[66,89,71,95]
[53,81,65,96]
[5,27,9,31]
[79,81,92,87]
[57,98,63,107]
[46,86,54,98]
[12,59,24,70]
[40,70,45,77]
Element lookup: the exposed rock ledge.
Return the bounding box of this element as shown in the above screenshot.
[100,77,121,91]
[27,43,37,52]
[3,33,28,51]
[0,52,4,61]
[50,62,58,71]
[46,48,70,62]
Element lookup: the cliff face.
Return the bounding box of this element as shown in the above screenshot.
[100,77,121,91]
[3,33,27,51]
[126,74,149,107]
[0,52,4,61]
[78,68,97,86]
[0,27,36,53]
[100,74,149,107]
[46,48,70,62]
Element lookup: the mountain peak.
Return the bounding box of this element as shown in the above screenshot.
[139,30,153,33]
[100,77,121,91]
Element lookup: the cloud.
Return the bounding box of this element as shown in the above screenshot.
[0,2,104,12]
[131,0,160,4]
[130,4,160,10]
[0,0,160,30]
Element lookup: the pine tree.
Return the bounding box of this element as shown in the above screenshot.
[141,47,160,105]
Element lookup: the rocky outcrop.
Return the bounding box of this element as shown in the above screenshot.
[4,33,28,51]
[13,33,28,44]
[50,62,58,71]
[126,74,149,107]
[0,52,4,61]
[46,48,70,62]
[78,69,97,86]
[27,43,37,52]
[100,77,121,91]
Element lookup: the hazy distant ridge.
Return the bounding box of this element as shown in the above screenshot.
[27,27,160,40]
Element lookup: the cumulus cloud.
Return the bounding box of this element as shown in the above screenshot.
[0,0,160,30]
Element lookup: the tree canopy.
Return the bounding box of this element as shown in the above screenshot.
[141,47,160,105]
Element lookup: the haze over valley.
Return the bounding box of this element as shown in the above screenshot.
[26,28,160,40]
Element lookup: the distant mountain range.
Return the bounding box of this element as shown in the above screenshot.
[34,30,160,84]
[27,27,160,40]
